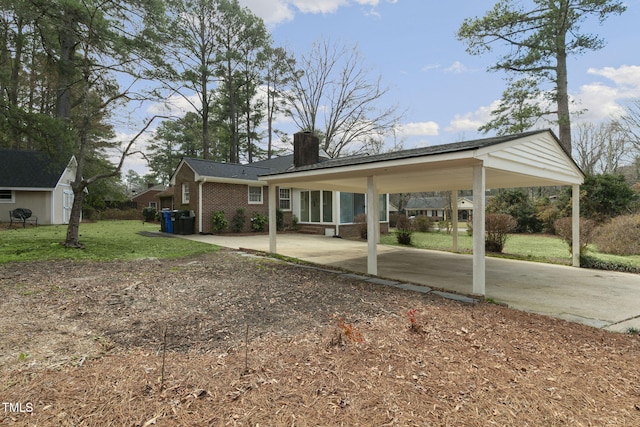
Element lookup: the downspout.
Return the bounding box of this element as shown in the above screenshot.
[198,180,204,233]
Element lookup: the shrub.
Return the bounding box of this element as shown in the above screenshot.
[142,207,157,222]
[438,220,452,234]
[291,215,299,231]
[354,213,367,239]
[231,208,246,233]
[554,216,597,255]
[250,212,268,232]
[593,214,640,255]
[395,215,414,245]
[580,254,640,273]
[414,215,432,232]
[211,210,228,233]
[485,213,517,253]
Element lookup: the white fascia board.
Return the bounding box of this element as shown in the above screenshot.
[5,187,55,191]
[199,176,266,186]
[258,150,477,185]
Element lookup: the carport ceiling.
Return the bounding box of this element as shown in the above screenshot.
[259,129,584,193]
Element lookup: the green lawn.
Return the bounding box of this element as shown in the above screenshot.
[0,221,219,264]
[381,230,640,269]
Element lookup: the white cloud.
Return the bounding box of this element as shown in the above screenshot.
[240,0,395,25]
[421,64,440,72]
[588,65,640,92]
[574,65,640,122]
[446,102,498,133]
[290,0,348,14]
[395,121,440,137]
[444,61,470,74]
[239,0,294,25]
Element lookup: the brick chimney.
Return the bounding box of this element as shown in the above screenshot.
[293,131,320,167]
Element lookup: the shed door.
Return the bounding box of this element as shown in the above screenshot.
[63,190,73,224]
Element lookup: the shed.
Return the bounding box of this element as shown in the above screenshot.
[0,150,79,225]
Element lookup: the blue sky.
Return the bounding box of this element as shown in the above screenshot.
[248,0,640,148]
[124,0,640,175]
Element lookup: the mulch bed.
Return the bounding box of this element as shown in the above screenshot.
[1,249,639,425]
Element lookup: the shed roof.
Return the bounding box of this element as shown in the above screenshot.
[259,130,584,193]
[0,150,72,189]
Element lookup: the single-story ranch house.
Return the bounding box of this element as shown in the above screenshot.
[405,195,476,221]
[168,132,389,236]
[0,150,79,225]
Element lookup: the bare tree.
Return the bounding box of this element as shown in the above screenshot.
[285,38,400,158]
[620,99,640,153]
[574,121,630,175]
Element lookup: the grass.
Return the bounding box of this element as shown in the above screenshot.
[381,230,640,269]
[0,220,219,264]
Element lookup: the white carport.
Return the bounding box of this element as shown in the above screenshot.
[259,129,585,296]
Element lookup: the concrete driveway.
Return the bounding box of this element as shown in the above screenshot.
[181,233,640,333]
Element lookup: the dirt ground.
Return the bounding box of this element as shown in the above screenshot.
[1,249,640,426]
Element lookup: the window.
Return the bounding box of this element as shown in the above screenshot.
[300,190,333,223]
[0,190,13,203]
[278,188,291,210]
[339,192,365,223]
[149,202,157,209]
[248,186,263,204]
[339,193,387,223]
[181,183,190,204]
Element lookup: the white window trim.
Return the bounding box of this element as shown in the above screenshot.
[279,187,291,211]
[0,189,15,203]
[181,183,190,204]
[248,185,263,204]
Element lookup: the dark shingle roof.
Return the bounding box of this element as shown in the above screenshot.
[0,150,69,188]
[183,158,271,181]
[251,154,295,172]
[260,130,551,176]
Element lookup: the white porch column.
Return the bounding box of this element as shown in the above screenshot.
[268,184,277,253]
[366,176,378,275]
[451,189,459,252]
[572,184,580,267]
[472,165,486,296]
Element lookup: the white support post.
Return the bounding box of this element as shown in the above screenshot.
[451,189,459,252]
[268,184,277,253]
[572,184,580,267]
[366,176,378,275]
[472,165,486,296]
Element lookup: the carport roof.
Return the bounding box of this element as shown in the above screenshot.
[258,129,584,193]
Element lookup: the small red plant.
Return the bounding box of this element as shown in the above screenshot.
[406,309,420,332]
[337,319,364,343]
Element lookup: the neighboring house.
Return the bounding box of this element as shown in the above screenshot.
[405,196,476,221]
[169,133,389,236]
[131,184,165,215]
[156,186,175,211]
[0,150,79,225]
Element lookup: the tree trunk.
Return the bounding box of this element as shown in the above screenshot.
[555,6,572,156]
[64,183,86,248]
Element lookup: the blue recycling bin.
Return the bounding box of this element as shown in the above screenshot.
[161,210,173,233]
